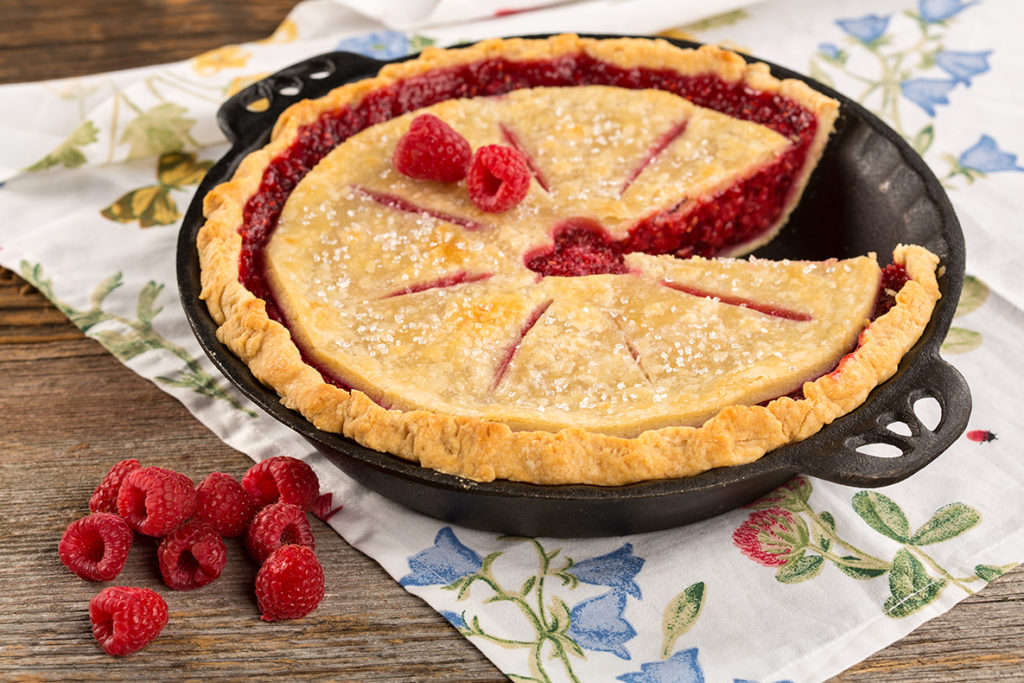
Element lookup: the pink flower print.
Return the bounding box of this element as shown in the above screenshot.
[733,508,806,567]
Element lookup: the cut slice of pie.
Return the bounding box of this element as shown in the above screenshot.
[198,35,942,485]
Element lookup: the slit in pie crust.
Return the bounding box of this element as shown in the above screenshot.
[198,35,942,485]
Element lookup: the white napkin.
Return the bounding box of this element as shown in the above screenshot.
[3,1,1023,680]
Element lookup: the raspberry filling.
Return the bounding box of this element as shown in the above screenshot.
[525,218,629,277]
[660,281,813,321]
[236,53,824,392]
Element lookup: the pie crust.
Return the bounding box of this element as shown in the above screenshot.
[198,35,942,485]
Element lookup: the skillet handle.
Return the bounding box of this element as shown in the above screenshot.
[794,353,971,487]
[215,51,387,148]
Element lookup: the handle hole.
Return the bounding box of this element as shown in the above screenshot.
[885,420,912,437]
[271,75,304,98]
[244,97,271,113]
[855,442,905,458]
[305,58,336,80]
[913,396,942,431]
[268,75,303,98]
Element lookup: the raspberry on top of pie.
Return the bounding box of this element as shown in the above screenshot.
[198,34,942,486]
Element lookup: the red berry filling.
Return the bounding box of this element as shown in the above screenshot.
[874,263,910,318]
[661,280,812,321]
[89,586,168,656]
[58,513,133,582]
[355,185,489,231]
[393,113,472,182]
[492,300,553,391]
[525,218,629,277]
[158,521,228,590]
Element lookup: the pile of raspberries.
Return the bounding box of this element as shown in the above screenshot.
[58,456,331,656]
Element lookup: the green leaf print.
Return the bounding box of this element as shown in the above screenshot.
[941,327,983,354]
[835,558,888,581]
[26,119,100,172]
[408,34,436,53]
[954,275,989,317]
[941,275,988,354]
[774,550,825,584]
[156,150,213,187]
[815,511,836,551]
[101,151,213,228]
[660,582,705,658]
[912,124,935,156]
[18,261,255,416]
[974,564,1008,582]
[909,503,981,545]
[119,102,198,159]
[884,548,947,618]
[852,491,912,543]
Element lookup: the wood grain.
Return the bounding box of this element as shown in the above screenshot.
[0,2,1021,680]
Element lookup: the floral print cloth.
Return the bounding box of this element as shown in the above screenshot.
[1,1,1023,680]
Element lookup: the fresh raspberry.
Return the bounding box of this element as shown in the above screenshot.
[245,502,316,564]
[194,471,259,537]
[89,586,168,656]
[255,545,325,621]
[58,513,133,582]
[157,521,227,591]
[89,459,141,514]
[116,466,197,537]
[392,113,471,182]
[241,456,319,510]
[466,144,531,213]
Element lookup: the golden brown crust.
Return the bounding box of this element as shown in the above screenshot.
[197,35,939,486]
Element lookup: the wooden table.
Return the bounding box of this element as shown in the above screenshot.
[1,2,1021,680]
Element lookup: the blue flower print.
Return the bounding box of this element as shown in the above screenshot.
[818,43,841,60]
[959,135,1024,173]
[335,30,411,59]
[836,14,890,44]
[399,527,483,586]
[567,590,637,660]
[440,610,467,630]
[901,78,957,115]
[919,0,979,23]
[935,50,992,85]
[617,648,705,682]
[568,543,645,599]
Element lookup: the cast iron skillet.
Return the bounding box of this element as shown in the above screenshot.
[177,35,970,537]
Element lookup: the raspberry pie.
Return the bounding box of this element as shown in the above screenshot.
[198,35,941,485]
